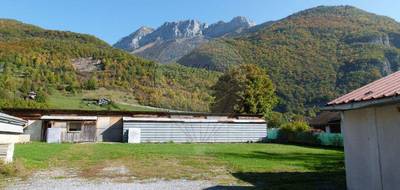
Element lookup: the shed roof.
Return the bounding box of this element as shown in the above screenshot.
[123,117,266,123]
[0,112,26,126]
[325,71,400,110]
[1,108,264,120]
[308,111,340,126]
[41,115,98,121]
[0,112,26,133]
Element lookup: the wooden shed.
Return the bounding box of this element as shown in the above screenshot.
[41,115,98,143]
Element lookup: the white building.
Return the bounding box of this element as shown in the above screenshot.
[325,71,400,190]
[0,112,28,163]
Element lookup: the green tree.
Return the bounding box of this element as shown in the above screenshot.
[211,64,278,117]
[85,75,98,90]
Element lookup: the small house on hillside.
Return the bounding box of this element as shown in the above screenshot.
[3,109,267,144]
[325,70,400,190]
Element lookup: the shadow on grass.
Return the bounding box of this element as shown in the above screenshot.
[204,149,346,190]
[213,150,344,171]
[204,171,345,190]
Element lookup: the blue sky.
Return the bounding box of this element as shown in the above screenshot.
[1,0,399,44]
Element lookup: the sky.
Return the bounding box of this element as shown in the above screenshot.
[0,0,399,44]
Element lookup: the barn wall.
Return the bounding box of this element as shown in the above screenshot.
[61,121,97,142]
[25,120,42,141]
[96,116,123,142]
[123,122,267,143]
[342,104,400,190]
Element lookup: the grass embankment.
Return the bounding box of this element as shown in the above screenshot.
[7,143,345,189]
[47,89,161,111]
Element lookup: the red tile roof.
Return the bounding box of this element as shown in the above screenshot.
[328,71,400,105]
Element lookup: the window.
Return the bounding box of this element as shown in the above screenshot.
[67,121,82,132]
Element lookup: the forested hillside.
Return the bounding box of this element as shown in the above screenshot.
[0,19,219,112]
[178,6,400,114]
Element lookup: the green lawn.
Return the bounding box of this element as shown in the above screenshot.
[10,143,345,189]
[47,89,159,111]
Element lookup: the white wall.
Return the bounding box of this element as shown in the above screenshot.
[342,104,400,190]
[0,134,30,144]
[375,105,400,190]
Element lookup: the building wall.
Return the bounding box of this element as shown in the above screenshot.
[123,122,267,143]
[342,104,400,190]
[48,121,97,142]
[25,120,42,141]
[375,104,400,190]
[96,116,123,142]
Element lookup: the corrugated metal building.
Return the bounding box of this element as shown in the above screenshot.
[123,116,266,143]
[2,109,267,143]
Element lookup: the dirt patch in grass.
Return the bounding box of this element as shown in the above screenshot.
[78,155,235,183]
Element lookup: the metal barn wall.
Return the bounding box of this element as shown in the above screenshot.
[123,122,267,143]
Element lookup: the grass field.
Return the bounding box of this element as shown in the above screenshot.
[47,89,161,111]
[7,143,345,189]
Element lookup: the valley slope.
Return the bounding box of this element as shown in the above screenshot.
[0,19,219,112]
[178,6,400,114]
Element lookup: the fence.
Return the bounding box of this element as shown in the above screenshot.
[267,128,343,147]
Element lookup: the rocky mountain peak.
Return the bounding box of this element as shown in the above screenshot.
[203,16,256,38]
[230,16,256,27]
[113,16,255,63]
[153,20,207,40]
[114,26,154,51]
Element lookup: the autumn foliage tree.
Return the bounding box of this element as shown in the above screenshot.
[211,64,277,117]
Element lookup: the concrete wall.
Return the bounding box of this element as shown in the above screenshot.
[123,122,267,143]
[342,104,400,190]
[0,134,30,144]
[25,120,43,141]
[0,143,14,163]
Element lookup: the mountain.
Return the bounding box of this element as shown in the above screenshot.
[113,16,255,63]
[0,19,219,112]
[178,6,400,114]
[113,26,154,52]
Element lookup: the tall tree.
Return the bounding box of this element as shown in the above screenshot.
[212,64,277,117]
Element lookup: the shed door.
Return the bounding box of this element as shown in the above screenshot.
[81,121,97,142]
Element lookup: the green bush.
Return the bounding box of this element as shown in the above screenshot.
[280,121,310,133]
[278,121,320,144]
[267,112,286,128]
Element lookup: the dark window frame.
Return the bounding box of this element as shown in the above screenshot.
[67,121,83,133]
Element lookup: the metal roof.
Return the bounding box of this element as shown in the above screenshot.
[0,112,26,133]
[41,115,98,121]
[123,117,266,123]
[328,71,400,106]
[1,108,264,120]
[0,112,26,126]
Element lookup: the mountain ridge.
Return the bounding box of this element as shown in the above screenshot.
[113,16,256,63]
[177,5,400,114]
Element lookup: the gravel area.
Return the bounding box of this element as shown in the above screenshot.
[5,169,250,190]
